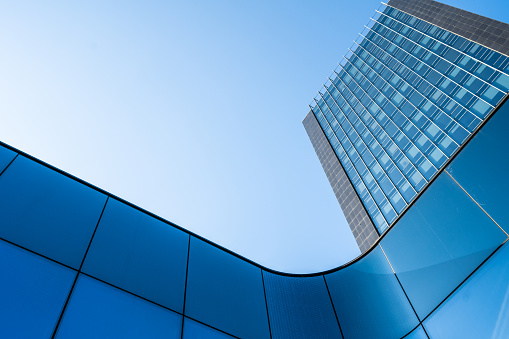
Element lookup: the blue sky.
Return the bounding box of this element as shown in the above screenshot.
[1,0,507,273]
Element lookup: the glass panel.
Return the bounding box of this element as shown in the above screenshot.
[55,275,181,338]
[0,239,76,338]
[424,242,509,338]
[82,198,189,312]
[185,237,270,339]
[263,273,341,339]
[380,173,506,319]
[0,156,107,268]
[325,245,418,339]
[183,318,235,339]
[446,98,509,233]
[0,144,16,174]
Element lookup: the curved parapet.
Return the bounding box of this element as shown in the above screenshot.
[0,103,509,338]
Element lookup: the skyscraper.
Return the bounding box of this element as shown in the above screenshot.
[304,0,509,252]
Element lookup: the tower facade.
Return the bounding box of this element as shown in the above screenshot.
[304,0,509,252]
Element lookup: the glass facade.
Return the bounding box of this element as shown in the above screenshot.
[310,3,509,234]
[1,1,509,338]
[0,94,508,337]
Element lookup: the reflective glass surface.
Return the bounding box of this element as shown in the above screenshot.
[311,4,509,232]
[183,318,235,339]
[82,198,189,312]
[55,275,182,338]
[0,156,107,268]
[381,172,506,319]
[447,98,509,233]
[185,237,270,339]
[424,242,509,338]
[263,273,341,339]
[325,245,418,339]
[0,239,76,339]
[0,144,16,174]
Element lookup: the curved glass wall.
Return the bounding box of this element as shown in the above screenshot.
[0,95,508,338]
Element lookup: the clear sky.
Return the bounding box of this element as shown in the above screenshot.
[1,0,507,273]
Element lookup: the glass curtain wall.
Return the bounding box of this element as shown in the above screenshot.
[0,96,508,338]
[311,4,509,233]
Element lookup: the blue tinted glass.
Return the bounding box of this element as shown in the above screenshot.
[325,245,418,338]
[263,273,341,339]
[55,275,181,338]
[0,240,76,338]
[405,325,428,339]
[82,199,189,312]
[185,237,270,339]
[183,318,235,339]
[0,144,16,174]
[0,156,107,268]
[381,173,506,319]
[424,242,509,338]
[446,99,509,233]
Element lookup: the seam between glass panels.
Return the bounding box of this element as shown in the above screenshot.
[260,271,273,339]
[381,3,509,64]
[419,239,509,324]
[322,78,409,214]
[340,56,446,170]
[328,72,420,199]
[323,275,344,339]
[338,58,440,175]
[370,16,501,105]
[352,35,468,143]
[180,235,191,339]
[444,170,509,237]
[311,104,388,229]
[354,34,481,130]
[346,45,461,154]
[0,153,18,178]
[50,196,110,339]
[316,93,393,224]
[379,244,423,324]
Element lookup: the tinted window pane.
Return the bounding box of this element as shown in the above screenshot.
[183,318,235,339]
[82,199,189,312]
[55,275,181,338]
[381,173,506,319]
[0,156,107,268]
[446,99,509,233]
[263,273,341,339]
[0,240,76,338]
[185,237,270,339]
[424,242,509,338]
[0,145,16,174]
[325,245,418,339]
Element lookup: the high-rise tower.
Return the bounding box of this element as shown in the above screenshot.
[304,0,509,252]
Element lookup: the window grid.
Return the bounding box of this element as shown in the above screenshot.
[311,4,509,232]
[374,9,509,100]
[354,36,482,134]
[312,103,389,231]
[368,19,498,111]
[325,72,417,213]
[314,96,390,223]
[381,6,509,78]
[321,83,401,221]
